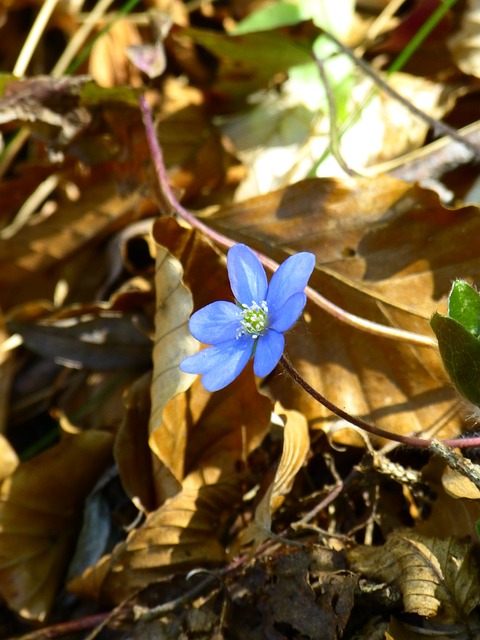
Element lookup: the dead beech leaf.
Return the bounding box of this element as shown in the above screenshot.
[8,312,152,370]
[68,479,240,604]
[418,458,480,540]
[148,242,197,499]
[204,176,480,442]
[149,366,272,506]
[0,430,113,621]
[245,405,309,546]
[0,173,147,311]
[442,464,480,500]
[0,75,92,144]
[348,530,480,622]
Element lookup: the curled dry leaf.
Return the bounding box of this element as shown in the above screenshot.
[205,176,480,443]
[0,431,113,621]
[348,530,480,622]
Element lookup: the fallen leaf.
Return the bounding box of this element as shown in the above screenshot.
[8,311,152,370]
[348,530,480,622]
[0,172,148,311]
[147,241,197,502]
[68,478,240,603]
[242,404,310,546]
[0,430,113,621]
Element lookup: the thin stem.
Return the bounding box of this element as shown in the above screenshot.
[139,95,437,350]
[280,354,480,450]
[13,0,60,77]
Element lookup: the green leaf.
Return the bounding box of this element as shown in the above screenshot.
[431,312,480,406]
[178,25,319,110]
[448,279,480,337]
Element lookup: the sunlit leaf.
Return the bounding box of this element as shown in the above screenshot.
[68,479,240,604]
[147,240,197,501]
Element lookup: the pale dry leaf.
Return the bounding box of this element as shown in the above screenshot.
[442,464,480,500]
[148,243,197,499]
[68,479,240,604]
[418,458,480,540]
[348,530,480,622]
[448,0,480,78]
[0,434,18,482]
[205,176,480,443]
[0,430,113,621]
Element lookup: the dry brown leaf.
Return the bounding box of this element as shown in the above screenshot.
[68,478,240,604]
[155,77,228,201]
[0,172,148,311]
[0,430,113,621]
[441,464,480,500]
[114,372,155,510]
[204,176,480,443]
[348,530,480,622]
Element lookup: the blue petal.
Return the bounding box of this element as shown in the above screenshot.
[266,252,315,314]
[180,336,254,391]
[189,301,240,344]
[269,292,306,333]
[253,329,284,377]
[228,244,268,306]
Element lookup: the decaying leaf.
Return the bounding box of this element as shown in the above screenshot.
[0,430,113,621]
[348,530,480,622]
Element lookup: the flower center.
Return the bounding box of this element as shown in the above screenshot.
[237,301,269,338]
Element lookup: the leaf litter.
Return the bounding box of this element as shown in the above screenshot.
[3,1,480,638]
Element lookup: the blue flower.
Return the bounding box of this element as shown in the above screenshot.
[180,244,315,391]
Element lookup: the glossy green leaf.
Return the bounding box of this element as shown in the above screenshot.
[431,312,480,406]
[448,279,480,336]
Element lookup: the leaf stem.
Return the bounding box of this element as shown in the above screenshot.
[280,354,480,451]
[139,95,436,350]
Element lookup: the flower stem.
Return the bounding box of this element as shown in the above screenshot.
[280,354,480,451]
[139,94,436,350]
